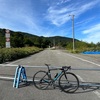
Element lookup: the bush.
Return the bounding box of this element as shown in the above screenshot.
[0,47,43,63]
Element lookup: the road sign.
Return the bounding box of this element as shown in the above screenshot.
[5,29,10,48]
[6,29,10,33]
[5,34,10,38]
[6,42,10,48]
[6,38,10,42]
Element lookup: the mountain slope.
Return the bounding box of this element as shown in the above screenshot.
[0,28,77,48]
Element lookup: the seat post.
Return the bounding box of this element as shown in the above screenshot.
[45,64,50,72]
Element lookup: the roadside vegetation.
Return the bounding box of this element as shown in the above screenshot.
[66,41,100,53]
[0,47,42,63]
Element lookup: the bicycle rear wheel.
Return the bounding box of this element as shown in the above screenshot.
[33,71,50,90]
[59,72,79,93]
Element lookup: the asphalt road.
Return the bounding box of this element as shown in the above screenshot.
[0,49,100,100]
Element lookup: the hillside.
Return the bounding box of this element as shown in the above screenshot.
[0,28,75,48]
[47,36,78,47]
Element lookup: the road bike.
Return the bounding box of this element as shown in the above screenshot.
[33,64,79,93]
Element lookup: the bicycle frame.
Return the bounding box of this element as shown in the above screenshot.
[33,64,79,93]
[45,64,71,83]
[53,71,62,81]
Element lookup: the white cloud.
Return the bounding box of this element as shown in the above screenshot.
[83,24,100,34]
[76,17,95,26]
[82,24,100,43]
[46,0,100,26]
[46,5,73,26]
[57,0,71,5]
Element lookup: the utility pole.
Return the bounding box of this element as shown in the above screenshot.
[69,15,75,51]
[53,39,55,47]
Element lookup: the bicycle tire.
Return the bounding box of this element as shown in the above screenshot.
[59,72,79,93]
[33,71,50,90]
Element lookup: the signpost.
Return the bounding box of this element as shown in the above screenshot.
[5,29,10,48]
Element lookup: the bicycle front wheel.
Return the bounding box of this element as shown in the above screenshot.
[59,72,79,93]
[33,71,50,90]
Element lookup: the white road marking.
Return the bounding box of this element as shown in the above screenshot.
[0,76,14,80]
[66,53,100,67]
[0,76,32,81]
[93,91,100,98]
[0,64,18,67]
[0,64,49,68]
[77,74,100,99]
[77,75,84,82]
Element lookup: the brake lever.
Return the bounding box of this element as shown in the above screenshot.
[62,66,71,70]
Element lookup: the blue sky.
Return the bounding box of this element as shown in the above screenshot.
[0,0,100,43]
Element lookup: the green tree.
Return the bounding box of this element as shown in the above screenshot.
[0,29,5,48]
[11,32,24,47]
[24,37,34,46]
[96,42,100,47]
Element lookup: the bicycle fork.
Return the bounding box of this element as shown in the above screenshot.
[64,71,69,82]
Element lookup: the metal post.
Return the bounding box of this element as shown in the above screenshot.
[69,15,75,51]
[72,15,75,51]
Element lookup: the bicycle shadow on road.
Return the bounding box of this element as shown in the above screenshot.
[25,81,100,94]
[30,81,100,94]
[17,81,34,88]
[71,82,100,94]
[2,79,100,94]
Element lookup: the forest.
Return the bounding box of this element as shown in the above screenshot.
[0,28,100,52]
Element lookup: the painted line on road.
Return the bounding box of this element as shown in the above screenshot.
[77,74,100,99]
[0,76,32,81]
[94,91,100,98]
[66,53,100,67]
[1,64,100,71]
[0,76,14,80]
[77,75,84,82]
[0,64,47,68]
[0,64,17,67]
